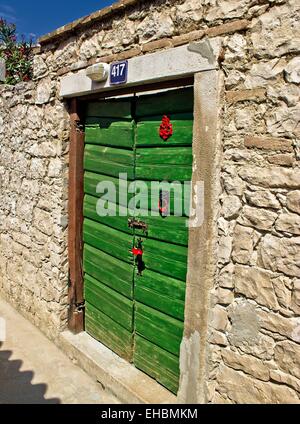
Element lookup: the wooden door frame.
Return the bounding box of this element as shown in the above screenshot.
[67,72,223,403]
[67,98,85,333]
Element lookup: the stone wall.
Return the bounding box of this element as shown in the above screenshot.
[0,0,299,402]
[0,82,70,339]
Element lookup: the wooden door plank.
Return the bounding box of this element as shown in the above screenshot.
[84,274,133,331]
[135,268,186,320]
[136,117,193,147]
[135,87,194,117]
[135,302,184,356]
[86,302,133,361]
[85,119,134,148]
[134,335,180,394]
[83,218,133,263]
[83,244,133,298]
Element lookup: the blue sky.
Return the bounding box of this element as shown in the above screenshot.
[0,1,115,41]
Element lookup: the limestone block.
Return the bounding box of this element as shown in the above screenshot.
[275,211,300,235]
[251,0,300,58]
[137,12,174,43]
[245,190,280,209]
[7,258,23,285]
[239,166,300,189]
[270,369,300,393]
[214,288,234,306]
[267,83,300,107]
[209,330,228,347]
[272,275,292,310]
[225,70,245,89]
[238,205,277,231]
[176,0,203,23]
[274,340,300,380]
[286,191,300,214]
[52,37,78,70]
[217,364,299,403]
[33,55,48,79]
[221,348,269,381]
[22,261,37,291]
[218,235,232,265]
[210,305,228,332]
[291,279,300,315]
[221,195,242,219]
[79,32,103,60]
[267,104,300,138]
[28,141,58,158]
[224,34,247,61]
[245,58,286,89]
[16,198,35,223]
[33,208,53,236]
[257,309,300,342]
[218,217,234,236]
[29,158,47,179]
[48,158,62,177]
[285,57,300,84]
[232,224,260,265]
[205,0,250,21]
[219,263,235,289]
[222,168,245,196]
[258,234,300,278]
[35,78,53,105]
[234,265,279,310]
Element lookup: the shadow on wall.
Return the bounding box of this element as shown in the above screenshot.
[0,342,60,404]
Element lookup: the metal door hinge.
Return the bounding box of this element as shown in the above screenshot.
[75,119,84,131]
[74,301,85,313]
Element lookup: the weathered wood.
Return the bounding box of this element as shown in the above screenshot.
[83,218,133,263]
[136,116,193,146]
[86,302,133,361]
[85,274,133,330]
[134,335,180,394]
[68,98,85,334]
[84,244,133,298]
[135,302,184,356]
[135,269,186,320]
[85,119,134,148]
[84,144,135,179]
[135,86,194,117]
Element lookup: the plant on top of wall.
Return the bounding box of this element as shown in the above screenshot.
[0,18,33,85]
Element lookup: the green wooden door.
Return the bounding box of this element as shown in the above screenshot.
[83,87,193,393]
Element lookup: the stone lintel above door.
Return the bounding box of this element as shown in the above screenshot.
[60,39,221,98]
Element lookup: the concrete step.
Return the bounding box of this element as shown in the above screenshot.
[59,330,177,404]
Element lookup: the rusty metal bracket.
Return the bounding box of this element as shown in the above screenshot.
[74,301,85,313]
[128,218,148,233]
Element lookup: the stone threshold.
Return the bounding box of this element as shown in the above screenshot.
[58,330,177,404]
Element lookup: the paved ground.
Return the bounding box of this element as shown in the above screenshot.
[0,298,119,404]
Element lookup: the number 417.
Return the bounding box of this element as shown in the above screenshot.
[111,63,126,77]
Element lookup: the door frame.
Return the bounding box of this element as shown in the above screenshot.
[67,65,223,403]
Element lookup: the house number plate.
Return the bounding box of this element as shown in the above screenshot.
[110,60,128,85]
